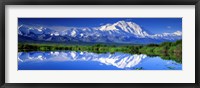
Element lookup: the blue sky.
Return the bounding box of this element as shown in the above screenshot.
[18,18,182,34]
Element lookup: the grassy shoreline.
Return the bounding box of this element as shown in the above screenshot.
[18,40,182,63]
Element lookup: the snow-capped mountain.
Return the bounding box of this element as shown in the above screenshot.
[98,21,149,38]
[18,20,182,44]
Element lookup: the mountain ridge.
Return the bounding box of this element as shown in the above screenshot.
[18,20,182,44]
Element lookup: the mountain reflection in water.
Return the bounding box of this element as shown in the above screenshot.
[18,51,182,70]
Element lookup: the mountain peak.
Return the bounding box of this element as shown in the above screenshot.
[99,23,117,31]
[113,20,149,37]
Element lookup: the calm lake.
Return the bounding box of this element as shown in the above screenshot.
[18,51,182,70]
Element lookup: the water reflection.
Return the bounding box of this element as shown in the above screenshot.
[18,51,182,70]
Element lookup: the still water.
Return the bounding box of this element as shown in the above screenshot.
[18,51,182,70]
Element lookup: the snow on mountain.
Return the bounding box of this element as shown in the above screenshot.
[18,20,182,44]
[99,24,118,31]
[98,20,150,38]
[51,32,59,36]
[71,30,76,37]
[149,31,182,40]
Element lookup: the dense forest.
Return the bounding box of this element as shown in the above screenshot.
[18,40,182,63]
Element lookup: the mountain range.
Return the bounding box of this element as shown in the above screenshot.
[18,20,182,44]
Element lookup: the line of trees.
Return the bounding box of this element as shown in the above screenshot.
[18,40,182,63]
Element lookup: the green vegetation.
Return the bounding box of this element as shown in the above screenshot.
[18,40,182,63]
